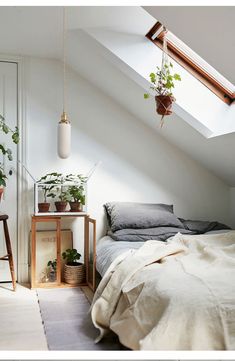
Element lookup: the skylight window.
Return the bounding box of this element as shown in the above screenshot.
[146,22,235,104]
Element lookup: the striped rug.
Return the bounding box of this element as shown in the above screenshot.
[37,287,124,350]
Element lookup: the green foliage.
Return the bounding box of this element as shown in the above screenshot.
[0,167,7,187]
[47,259,57,271]
[0,114,19,187]
[68,185,85,205]
[37,172,61,202]
[38,173,87,204]
[62,248,81,266]
[58,189,70,202]
[144,62,181,99]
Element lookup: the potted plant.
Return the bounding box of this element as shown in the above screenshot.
[47,259,57,282]
[62,248,85,285]
[49,172,69,212]
[55,189,70,212]
[0,114,19,200]
[144,62,181,124]
[68,185,85,212]
[67,174,86,212]
[37,173,58,212]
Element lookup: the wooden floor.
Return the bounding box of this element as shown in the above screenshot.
[0,283,48,350]
[0,283,94,351]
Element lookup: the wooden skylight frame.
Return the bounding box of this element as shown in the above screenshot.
[146,22,235,105]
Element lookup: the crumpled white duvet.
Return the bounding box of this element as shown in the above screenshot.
[91,231,235,350]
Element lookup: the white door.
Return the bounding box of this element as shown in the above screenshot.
[0,62,18,282]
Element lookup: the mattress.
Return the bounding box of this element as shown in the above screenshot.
[96,230,230,277]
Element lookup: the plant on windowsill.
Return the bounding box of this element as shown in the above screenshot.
[0,114,19,201]
[62,248,85,285]
[144,62,181,126]
[37,173,58,212]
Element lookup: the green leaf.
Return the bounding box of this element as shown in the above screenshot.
[144,93,150,99]
[2,124,9,134]
[7,149,13,161]
[173,73,181,81]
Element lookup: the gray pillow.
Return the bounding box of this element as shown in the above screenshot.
[104,202,184,232]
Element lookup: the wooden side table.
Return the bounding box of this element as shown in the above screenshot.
[31,214,96,291]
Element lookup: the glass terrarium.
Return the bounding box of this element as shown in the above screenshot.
[34,173,87,215]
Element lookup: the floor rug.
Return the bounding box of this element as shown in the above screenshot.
[37,287,124,350]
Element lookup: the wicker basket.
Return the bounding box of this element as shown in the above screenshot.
[64,263,85,285]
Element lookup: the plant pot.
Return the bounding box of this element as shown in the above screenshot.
[0,188,4,202]
[55,201,67,212]
[69,201,82,212]
[64,263,85,285]
[48,270,56,282]
[38,202,50,213]
[155,95,175,116]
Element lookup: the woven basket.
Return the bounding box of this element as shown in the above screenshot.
[64,263,85,285]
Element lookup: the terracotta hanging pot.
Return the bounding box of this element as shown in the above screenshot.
[155,95,175,116]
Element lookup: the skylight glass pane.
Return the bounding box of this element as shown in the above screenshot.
[166,31,235,93]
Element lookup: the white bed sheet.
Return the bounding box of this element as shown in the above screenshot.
[96,230,230,277]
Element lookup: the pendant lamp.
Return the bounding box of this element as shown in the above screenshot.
[58,7,71,159]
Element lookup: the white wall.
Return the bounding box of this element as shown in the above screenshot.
[24,56,231,249]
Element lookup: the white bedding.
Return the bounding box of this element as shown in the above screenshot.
[92,231,235,350]
[96,230,230,277]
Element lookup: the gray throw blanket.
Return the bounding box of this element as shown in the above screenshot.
[108,220,230,242]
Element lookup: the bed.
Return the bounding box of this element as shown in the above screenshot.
[92,202,234,350]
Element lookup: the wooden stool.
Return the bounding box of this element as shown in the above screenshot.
[0,214,16,291]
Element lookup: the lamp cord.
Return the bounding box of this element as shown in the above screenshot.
[63,6,66,114]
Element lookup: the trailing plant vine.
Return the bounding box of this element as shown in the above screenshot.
[0,114,19,187]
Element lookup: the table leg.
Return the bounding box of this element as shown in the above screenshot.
[56,218,61,285]
[3,219,16,291]
[31,218,36,289]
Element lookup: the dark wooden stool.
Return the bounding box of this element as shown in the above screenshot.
[0,214,16,291]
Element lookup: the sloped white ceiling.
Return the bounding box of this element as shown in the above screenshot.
[0,6,234,185]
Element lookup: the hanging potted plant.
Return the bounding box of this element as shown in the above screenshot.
[37,173,58,212]
[144,62,181,124]
[0,114,19,201]
[62,248,85,285]
[144,31,181,126]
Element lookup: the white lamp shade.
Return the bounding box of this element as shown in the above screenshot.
[57,122,71,159]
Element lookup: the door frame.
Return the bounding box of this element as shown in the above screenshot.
[0,55,27,283]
